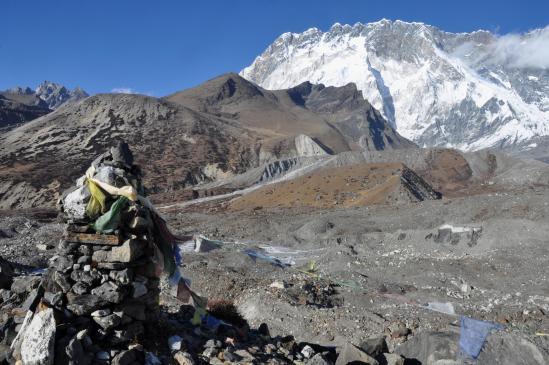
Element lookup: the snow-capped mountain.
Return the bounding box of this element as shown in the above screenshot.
[4,81,88,110]
[241,19,549,151]
[34,81,89,109]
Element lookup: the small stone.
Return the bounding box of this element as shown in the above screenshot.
[36,244,50,251]
[168,335,183,351]
[96,351,110,361]
[222,350,241,362]
[91,281,127,304]
[66,293,107,316]
[73,263,81,270]
[202,347,217,358]
[77,255,91,264]
[145,352,162,365]
[204,339,222,348]
[91,309,111,317]
[269,281,287,289]
[43,291,64,307]
[309,353,332,365]
[93,313,122,331]
[71,282,89,295]
[131,281,147,298]
[174,351,195,365]
[112,349,136,365]
[83,265,91,272]
[301,345,315,359]
[109,269,133,285]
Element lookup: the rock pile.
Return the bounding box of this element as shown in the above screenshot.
[8,142,163,364]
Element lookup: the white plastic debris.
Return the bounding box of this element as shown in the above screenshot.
[425,302,456,316]
[301,345,315,359]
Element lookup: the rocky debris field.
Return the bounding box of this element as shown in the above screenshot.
[0,186,546,363]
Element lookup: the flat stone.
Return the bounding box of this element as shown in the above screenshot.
[93,313,121,331]
[91,281,127,304]
[64,232,122,246]
[66,293,107,316]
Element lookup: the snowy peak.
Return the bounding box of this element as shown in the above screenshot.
[35,81,89,109]
[241,20,549,151]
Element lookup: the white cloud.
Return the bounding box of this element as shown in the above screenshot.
[454,26,549,69]
[110,87,137,94]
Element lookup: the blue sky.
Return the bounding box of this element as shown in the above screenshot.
[1,0,547,96]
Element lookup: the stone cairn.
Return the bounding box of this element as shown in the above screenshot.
[10,143,162,365]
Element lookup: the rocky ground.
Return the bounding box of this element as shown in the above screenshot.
[0,180,547,364]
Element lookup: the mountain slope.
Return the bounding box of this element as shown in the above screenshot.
[0,93,51,131]
[0,73,411,209]
[167,73,413,152]
[241,20,549,151]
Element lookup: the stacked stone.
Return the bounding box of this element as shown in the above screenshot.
[16,143,161,364]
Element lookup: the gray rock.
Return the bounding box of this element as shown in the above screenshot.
[336,343,378,365]
[477,331,547,365]
[43,291,63,307]
[112,349,137,365]
[379,353,405,365]
[22,286,45,312]
[112,321,144,343]
[20,308,56,365]
[109,268,133,285]
[308,353,332,365]
[93,313,121,331]
[358,337,388,358]
[119,303,146,321]
[110,239,146,263]
[131,281,147,298]
[204,339,222,348]
[91,281,127,304]
[53,271,72,293]
[0,257,13,289]
[50,254,74,273]
[202,347,218,358]
[91,309,111,317]
[395,330,459,365]
[11,275,40,294]
[66,293,107,315]
[71,282,89,295]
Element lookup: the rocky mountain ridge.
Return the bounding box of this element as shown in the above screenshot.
[0,73,411,209]
[241,19,549,152]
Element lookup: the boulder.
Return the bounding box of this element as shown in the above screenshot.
[336,343,378,365]
[20,308,56,365]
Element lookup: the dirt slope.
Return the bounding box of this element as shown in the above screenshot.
[229,162,441,210]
